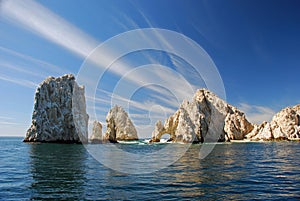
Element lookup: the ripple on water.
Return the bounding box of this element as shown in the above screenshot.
[0,137,299,200]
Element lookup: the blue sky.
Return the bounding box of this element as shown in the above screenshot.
[1,0,300,137]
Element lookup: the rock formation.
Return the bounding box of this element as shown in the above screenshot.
[90,120,103,143]
[246,105,300,141]
[103,105,138,142]
[150,89,253,143]
[224,108,254,140]
[24,74,89,143]
[24,75,300,144]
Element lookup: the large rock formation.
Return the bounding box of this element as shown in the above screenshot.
[24,74,89,143]
[90,120,103,143]
[246,105,300,141]
[103,105,138,142]
[150,89,253,143]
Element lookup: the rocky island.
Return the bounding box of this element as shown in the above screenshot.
[24,74,138,143]
[24,74,89,143]
[24,74,300,144]
[151,89,300,143]
[103,105,138,142]
[246,105,300,141]
[90,120,103,143]
[90,106,139,143]
[150,89,253,143]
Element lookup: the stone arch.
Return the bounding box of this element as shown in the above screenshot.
[150,124,176,142]
[155,129,176,142]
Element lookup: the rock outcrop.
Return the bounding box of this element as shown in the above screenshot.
[90,120,103,143]
[24,75,300,144]
[246,105,300,141]
[224,108,254,140]
[150,89,253,143]
[103,105,138,142]
[24,74,89,143]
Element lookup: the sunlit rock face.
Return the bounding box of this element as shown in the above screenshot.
[103,105,138,142]
[246,122,273,141]
[90,120,103,143]
[224,108,254,140]
[247,105,300,141]
[150,89,253,143]
[24,74,89,143]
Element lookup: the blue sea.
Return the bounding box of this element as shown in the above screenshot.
[0,137,299,200]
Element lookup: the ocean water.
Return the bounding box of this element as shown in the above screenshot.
[0,137,299,200]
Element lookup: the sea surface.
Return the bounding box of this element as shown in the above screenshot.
[0,137,299,200]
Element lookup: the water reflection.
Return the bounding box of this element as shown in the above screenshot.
[28,143,88,200]
[24,141,300,200]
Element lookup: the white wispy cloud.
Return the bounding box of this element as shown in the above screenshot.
[145,88,180,109]
[0,116,14,120]
[107,62,196,104]
[0,61,46,79]
[238,103,276,124]
[95,84,179,117]
[1,0,98,57]
[0,46,73,89]
[0,74,38,89]
[88,88,175,130]
[86,95,111,105]
[107,90,176,115]
[0,116,27,126]
[1,0,132,79]
[1,0,204,138]
[0,121,19,125]
[0,46,66,75]
[2,0,198,101]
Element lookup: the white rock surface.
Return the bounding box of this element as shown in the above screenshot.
[248,122,273,141]
[151,89,253,143]
[90,120,103,143]
[247,105,300,141]
[24,74,89,143]
[224,108,254,140]
[103,105,138,142]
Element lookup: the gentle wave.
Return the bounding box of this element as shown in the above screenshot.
[0,137,299,200]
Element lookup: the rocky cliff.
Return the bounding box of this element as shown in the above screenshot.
[150,89,253,143]
[103,105,138,142]
[246,105,300,141]
[24,74,89,143]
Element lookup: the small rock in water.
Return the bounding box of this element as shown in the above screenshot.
[103,105,138,142]
[90,120,103,143]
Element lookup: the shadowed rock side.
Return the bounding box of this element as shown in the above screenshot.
[246,105,300,141]
[24,74,89,143]
[103,105,138,143]
[90,120,102,143]
[150,89,253,143]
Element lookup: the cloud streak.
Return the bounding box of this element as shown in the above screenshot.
[0,121,20,125]
[0,74,38,89]
[1,0,198,101]
[238,103,276,124]
[95,89,176,115]
[1,0,98,57]
[0,116,26,127]
[1,0,211,138]
[0,46,67,75]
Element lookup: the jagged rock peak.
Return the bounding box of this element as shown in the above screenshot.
[103,105,138,142]
[247,104,300,141]
[151,88,253,143]
[24,74,89,143]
